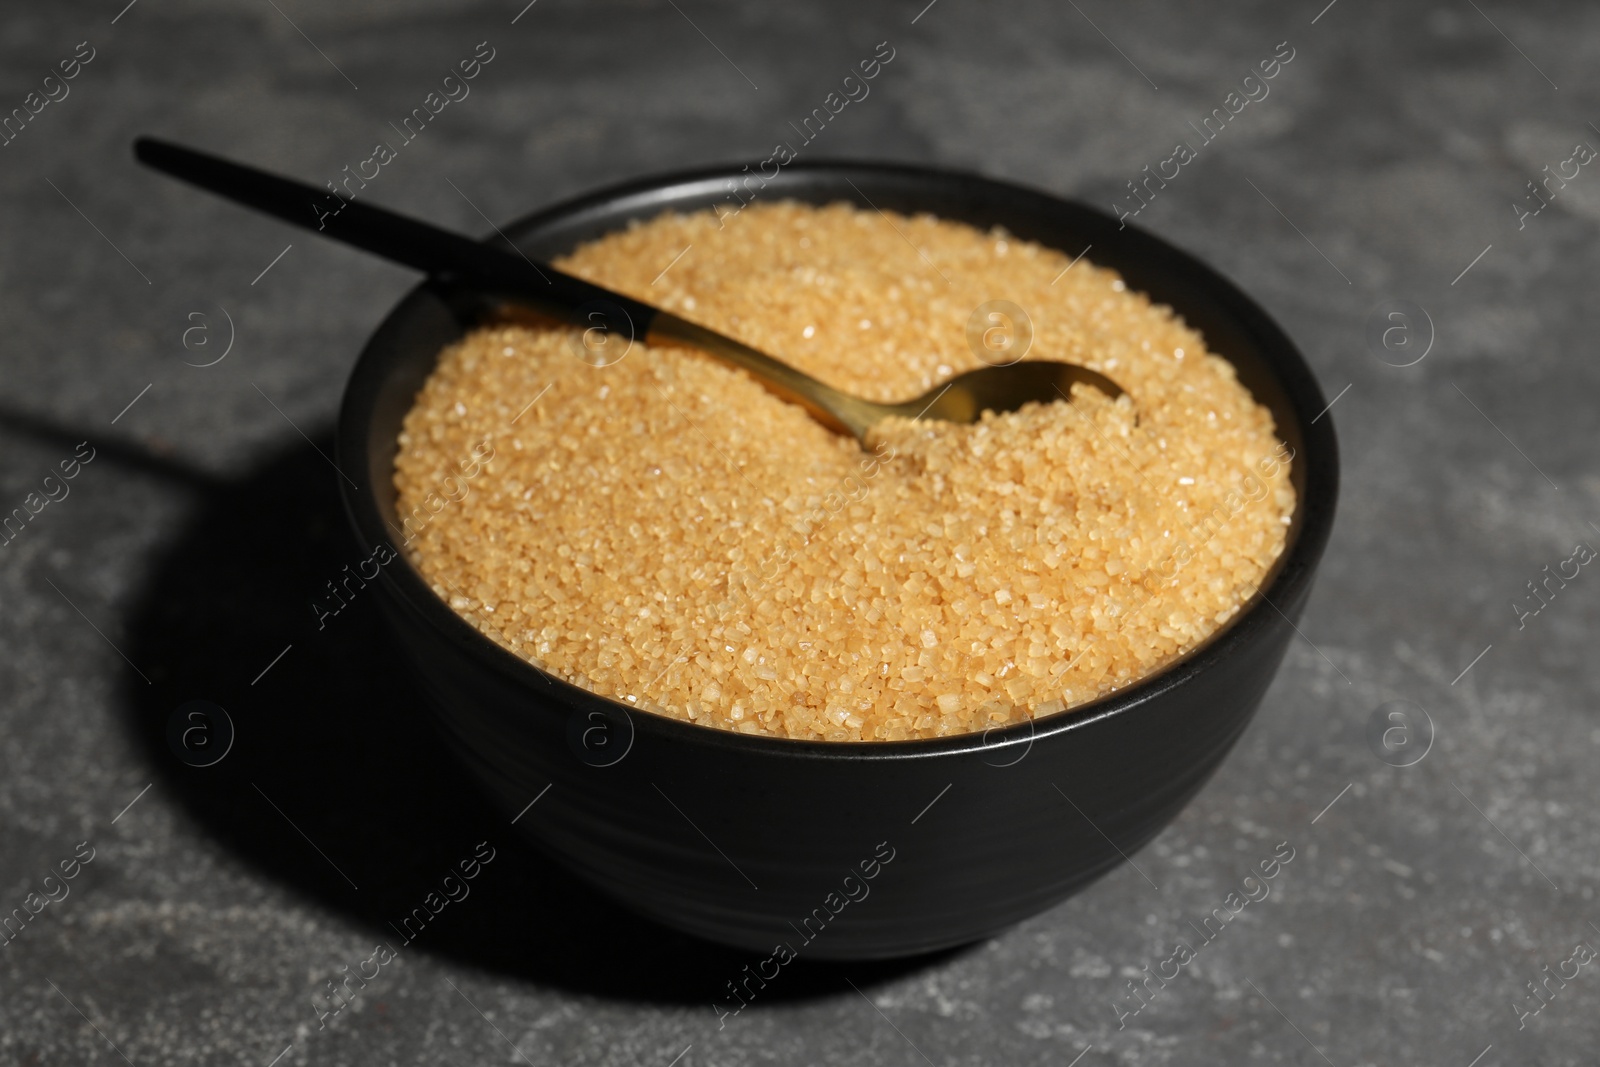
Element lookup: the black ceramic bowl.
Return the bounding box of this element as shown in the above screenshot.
[336,162,1338,961]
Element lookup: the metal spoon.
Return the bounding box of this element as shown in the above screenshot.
[133,137,1124,443]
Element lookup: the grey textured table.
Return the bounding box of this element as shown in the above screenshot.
[3,2,1597,1064]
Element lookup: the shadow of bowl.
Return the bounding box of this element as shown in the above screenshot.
[117,431,952,1004]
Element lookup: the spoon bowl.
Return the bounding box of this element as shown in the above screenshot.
[901,359,1126,427]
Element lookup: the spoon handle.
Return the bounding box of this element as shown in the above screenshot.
[647,312,880,438]
[133,137,886,438]
[133,137,661,336]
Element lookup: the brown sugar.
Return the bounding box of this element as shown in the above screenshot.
[393,201,1294,741]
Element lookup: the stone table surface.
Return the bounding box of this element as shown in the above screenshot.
[3,1,1598,1064]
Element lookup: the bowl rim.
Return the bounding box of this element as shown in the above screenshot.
[337,158,1340,763]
